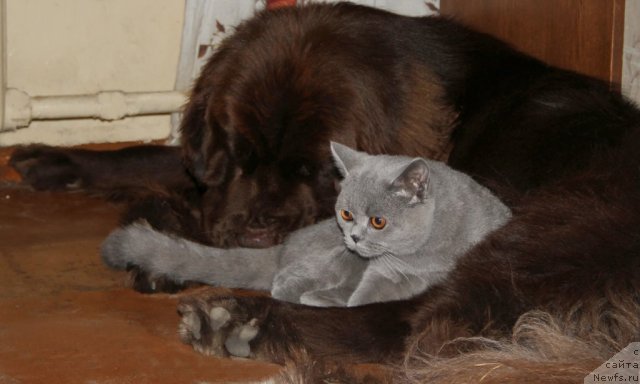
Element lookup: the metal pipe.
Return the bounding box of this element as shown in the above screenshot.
[2,89,187,131]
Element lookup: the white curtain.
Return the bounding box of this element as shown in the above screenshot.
[169,0,262,143]
[169,0,439,143]
[305,0,439,16]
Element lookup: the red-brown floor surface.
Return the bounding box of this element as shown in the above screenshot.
[0,183,282,383]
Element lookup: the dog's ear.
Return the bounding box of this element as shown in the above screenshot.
[179,72,234,189]
[180,85,210,184]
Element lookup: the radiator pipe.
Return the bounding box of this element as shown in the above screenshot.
[2,89,187,131]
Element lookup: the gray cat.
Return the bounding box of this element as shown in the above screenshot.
[101,142,511,307]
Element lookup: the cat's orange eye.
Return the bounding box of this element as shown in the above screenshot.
[370,216,387,229]
[340,209,353,221]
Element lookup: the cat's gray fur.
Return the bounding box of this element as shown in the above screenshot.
[101,142,511,307]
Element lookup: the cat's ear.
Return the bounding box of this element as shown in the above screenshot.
[390,159,430,204]
[330,141,365,177]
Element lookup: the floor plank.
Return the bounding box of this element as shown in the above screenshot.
[0,185,281,383]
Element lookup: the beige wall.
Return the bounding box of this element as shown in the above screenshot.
[0,0,638,147]
[623,0,640,106]
[0,0,185,146]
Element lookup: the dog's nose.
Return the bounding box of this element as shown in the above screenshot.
[351,234,361,243]
[238,227,279,248]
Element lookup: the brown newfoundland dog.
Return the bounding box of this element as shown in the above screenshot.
[10,3,640,382]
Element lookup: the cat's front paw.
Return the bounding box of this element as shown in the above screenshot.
[102,223,191,293]
[9,145,84,190]
[177,293,273,359]
[101,222,159,270]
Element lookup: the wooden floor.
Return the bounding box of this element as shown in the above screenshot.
[0,183,281,383]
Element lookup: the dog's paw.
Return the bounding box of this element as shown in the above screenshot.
[9,145,84,190]
[177,294,271,358]
[127,266,189,294]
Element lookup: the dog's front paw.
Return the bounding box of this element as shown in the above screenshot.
[177,294,273,359]
[127,266,190,294]
[9,145,84,190]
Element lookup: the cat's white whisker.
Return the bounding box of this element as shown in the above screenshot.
[378,252,414,283]
[373,254,394,275]
[387,253,417,272]
[391,255,428,284]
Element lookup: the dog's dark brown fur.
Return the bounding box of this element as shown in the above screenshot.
[10,3,640,382]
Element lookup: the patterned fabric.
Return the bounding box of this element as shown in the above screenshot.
[267,0,297,9]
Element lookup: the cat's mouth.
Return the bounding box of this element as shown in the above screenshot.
[344,239,360,253]
[357,252,381,260]
[345,241,380,260]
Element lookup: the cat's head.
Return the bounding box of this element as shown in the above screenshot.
[331,142,435,259]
